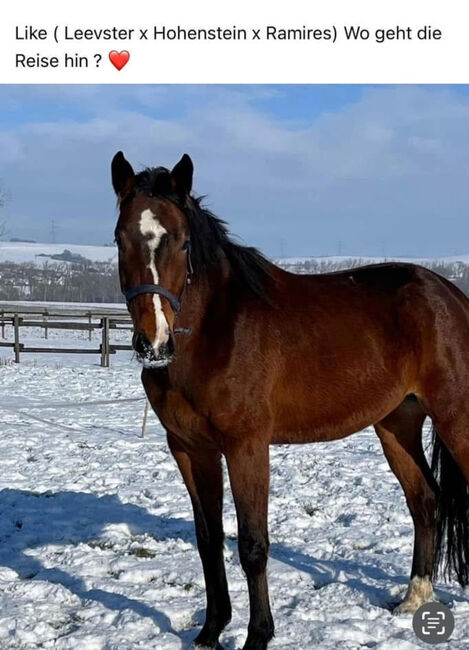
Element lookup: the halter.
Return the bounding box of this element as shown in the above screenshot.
[122,240,194,316]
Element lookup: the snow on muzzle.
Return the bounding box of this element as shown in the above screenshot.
[126,288,175,369]
[132,330,175,369]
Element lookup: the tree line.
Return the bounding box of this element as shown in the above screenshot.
[277,257,469,296]
[0,260,122,303]
[0,257,467,303]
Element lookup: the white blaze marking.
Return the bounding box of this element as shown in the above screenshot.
[139,208,169,351]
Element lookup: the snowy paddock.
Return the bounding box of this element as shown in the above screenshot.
[0,323,467,649]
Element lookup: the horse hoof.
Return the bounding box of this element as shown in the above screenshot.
[393,600,417,615]
[393,576,435,615]
[393,595,436,615]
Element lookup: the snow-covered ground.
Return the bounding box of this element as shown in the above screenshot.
[0,242,117,265]
[2,238,469,269]
[0,325,467,649]
[0,301,126,313]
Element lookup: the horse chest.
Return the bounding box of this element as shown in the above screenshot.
[154,387,216,447]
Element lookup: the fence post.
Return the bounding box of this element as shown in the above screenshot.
[101,317,110,367]
[1,311,4,340]
[13,314,21,363]
[43,310,48,339]
[88,312,92,341]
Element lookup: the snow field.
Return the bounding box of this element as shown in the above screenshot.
[0,327,467,649]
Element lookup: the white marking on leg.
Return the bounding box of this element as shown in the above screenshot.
[394,575,435,614]
[139,209,170,353]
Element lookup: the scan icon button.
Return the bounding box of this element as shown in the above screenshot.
[413,602,455,644]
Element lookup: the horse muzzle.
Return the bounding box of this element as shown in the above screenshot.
[132,331,175,369]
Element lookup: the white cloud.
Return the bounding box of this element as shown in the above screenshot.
[0,85,469,256]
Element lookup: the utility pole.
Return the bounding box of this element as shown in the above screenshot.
[50,220,58,244]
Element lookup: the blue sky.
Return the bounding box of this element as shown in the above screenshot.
[1,84,469,257]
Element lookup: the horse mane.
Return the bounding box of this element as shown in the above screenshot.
[134,166,274,302]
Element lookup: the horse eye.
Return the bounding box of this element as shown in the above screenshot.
[182,240,190,251]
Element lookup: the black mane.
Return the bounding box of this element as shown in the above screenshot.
[134,167,273,302]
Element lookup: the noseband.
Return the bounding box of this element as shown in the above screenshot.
[122,240,194,315]
[123,283,182,312]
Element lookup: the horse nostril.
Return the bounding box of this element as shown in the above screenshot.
[133,331,153,357]
[157,337,174,359]
[166,337,175,356]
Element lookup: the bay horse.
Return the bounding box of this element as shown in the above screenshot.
[111,151,469,650]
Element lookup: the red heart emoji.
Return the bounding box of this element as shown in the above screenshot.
[109,50,130,71]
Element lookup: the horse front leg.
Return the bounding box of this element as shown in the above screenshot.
[225,439,274,650]
[167,432,231,649]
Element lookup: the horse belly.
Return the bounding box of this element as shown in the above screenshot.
[271,367,410,444]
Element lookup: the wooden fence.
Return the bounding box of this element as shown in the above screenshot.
[0,303,133,367]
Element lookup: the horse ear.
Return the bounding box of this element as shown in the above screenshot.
[171,154,193,196]
[111,151,135,198]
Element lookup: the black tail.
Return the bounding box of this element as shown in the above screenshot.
[431,429,469,587]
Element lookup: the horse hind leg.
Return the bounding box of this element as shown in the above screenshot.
[374,396,438,614]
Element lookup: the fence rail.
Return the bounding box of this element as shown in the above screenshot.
[0,305,133,367]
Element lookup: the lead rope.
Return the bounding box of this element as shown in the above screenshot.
[141,398,150,438]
